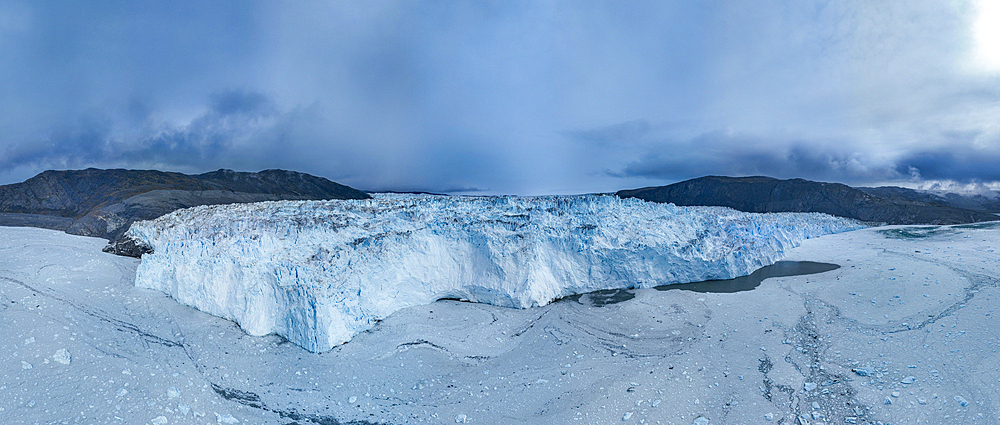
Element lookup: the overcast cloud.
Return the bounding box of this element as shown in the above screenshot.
[1,0,998,194]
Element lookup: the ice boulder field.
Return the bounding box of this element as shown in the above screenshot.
[126,194,864,352]
[2,197,1000,424]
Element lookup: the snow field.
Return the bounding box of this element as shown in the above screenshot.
[2,222,999,423]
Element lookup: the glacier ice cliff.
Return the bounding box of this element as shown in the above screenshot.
[128,194,866,352]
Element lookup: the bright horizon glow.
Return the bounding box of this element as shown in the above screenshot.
[974,0,1000,71]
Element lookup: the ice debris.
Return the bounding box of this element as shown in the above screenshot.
[215,412,239,424]
[851,368,872,377]
[52,349,70,365]
[955,395,969,407]
[130,194,865,351]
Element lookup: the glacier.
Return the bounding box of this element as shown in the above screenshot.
[127,194,866,352]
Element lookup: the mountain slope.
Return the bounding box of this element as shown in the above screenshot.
[617,176,998,225]
[0,168,370,242]
[858,186,1000,213]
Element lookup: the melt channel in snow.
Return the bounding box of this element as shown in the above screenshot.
[127,194,866,352]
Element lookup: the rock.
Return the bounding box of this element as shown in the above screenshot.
[102,234,152,258]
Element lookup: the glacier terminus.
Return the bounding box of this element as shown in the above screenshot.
[127,194,866,352]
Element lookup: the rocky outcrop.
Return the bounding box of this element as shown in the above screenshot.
[101,234,152,258]
[617,176,999,225]
[0,168,370,253]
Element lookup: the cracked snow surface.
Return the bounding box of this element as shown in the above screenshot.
[2,223,999,424]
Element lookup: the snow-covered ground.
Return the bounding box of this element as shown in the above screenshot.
[127,194,863,351]
[2,222,999,424]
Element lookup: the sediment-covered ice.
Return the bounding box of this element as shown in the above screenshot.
[128,194,865,351]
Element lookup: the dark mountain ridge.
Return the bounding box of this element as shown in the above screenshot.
[857,186,1000,214]
[617,176,999,225]
[0,168,370,243]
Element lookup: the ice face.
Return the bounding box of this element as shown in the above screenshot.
[127,194,865,352]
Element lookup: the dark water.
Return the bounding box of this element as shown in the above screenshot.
[567,261,840,307]
[654,261,840,294]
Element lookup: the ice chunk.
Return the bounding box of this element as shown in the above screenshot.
[455,414,468,423]
[52,349,71,365]
[151,416,167,425]
[622,412,633,421]
[167,387,180,398]
[955,395,969,407]
[130,194,865,351]
[693,417,710,425]
[215,413,239,424]
[21,361,32,370]
[851,368,871,377]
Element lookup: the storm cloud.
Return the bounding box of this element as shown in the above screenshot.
[1,1,998,194]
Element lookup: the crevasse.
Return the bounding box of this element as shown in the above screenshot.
[128,194,866,352]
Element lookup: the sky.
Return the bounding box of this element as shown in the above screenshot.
[1,0,999,195]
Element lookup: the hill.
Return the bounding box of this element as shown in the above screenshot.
[616,176,998,225]
[0,168,370,245]
[858,186,1000,214]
